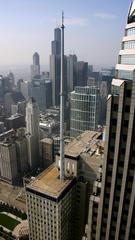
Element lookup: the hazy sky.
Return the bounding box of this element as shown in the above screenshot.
[0,0,132,69]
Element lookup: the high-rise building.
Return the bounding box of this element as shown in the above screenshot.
[31,52,40,79]
[70,86,99,137]
[67,54,77,91]
[26,165,76,240]
[0,141,18,184]
[40,138,54,169]
[26,97,39,169]
[88,1,135,239]
[52,28,61,55]
[31,77,46,112]
[74,61,88,87]
[50,28,61,107]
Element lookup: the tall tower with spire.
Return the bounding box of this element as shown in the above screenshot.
[26,16,78,240]
[88,1,135,239]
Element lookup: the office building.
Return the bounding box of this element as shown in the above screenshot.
[15,128,29,177]
[56,131,103,239]
[31,52,40,79]
[26,97,39,169]
[5,114,25,130]
[40,138,54,169]
[50,28,61,106]
[17,79,31,101]
[0,140,18,184]
[4,91,25,116]
[88,2,135,239]
[31,77,46,112]
[50,28,67,106]
[67,54,77,91]
[99,74,112,126]
[74,61,88,87]
[70,86,99,137]
[26,165,76,240]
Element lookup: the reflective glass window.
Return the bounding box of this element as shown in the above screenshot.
[126,28,135,36]
[117,70,133,80]
[120,54,135,64]
[123,40,135,49]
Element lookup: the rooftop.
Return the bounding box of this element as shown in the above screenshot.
[27,165,75,199]
[64,131,102,158]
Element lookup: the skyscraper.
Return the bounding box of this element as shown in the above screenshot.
[52,28,61,55]
[70,86,99,137]
[31,52,40,79]
[74,61,88,87]
[67,54,77,92]
[50,28,61,106]
[88,1,135,239]
[26,97,39,169]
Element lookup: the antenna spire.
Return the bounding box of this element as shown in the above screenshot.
[60,11,65,181]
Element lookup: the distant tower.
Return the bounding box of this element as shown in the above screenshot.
[50,28,61,106]
[67,54,77,91]
[26,97,39,169]
[31,52,40,79]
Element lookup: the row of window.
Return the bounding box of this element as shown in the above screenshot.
[122,40,135,49]
[126,28,135,36]
[117,70,133,80]
[120,55,135,65]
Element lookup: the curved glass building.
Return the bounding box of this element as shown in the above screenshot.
[115,1,135,81]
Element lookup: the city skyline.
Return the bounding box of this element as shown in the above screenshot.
[0,0,131,68]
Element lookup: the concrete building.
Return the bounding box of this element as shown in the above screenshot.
[31,77,46,112]
[39,111,60,138]
[5,114,25,130]
[31,52,40,79]
[55,130,103,239]
[26,97,39,169]
[40,138,54,169]
[88,2,135,239]
[4,91,25,116]
[0,128,29,184]
[15,128,29,177]
[17,79,31,101]
[70,86,99,137]
[0,141,18,184]
[26,165,76,240]
[26,130,103,240]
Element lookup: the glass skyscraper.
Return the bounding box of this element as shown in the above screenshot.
[70,86,99,137]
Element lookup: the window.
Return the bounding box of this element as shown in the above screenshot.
[120,55,135,65]
[117,70,133,80]
[126,28,135,36]
[122,40,135,49]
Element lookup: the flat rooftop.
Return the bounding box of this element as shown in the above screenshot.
[64,131,103,158]
[27,165,75,199]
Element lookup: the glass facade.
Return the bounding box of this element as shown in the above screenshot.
[126,28,135,36]
[120,54,135,64]
[117,70,133,80]
[122,40,135,49]
[70,86,99,137]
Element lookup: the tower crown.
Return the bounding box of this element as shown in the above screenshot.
[128,0,135,23]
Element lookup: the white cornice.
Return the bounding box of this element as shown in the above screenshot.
[122,36,135,42]
[119,49,135,55]
[116,64,135,71]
